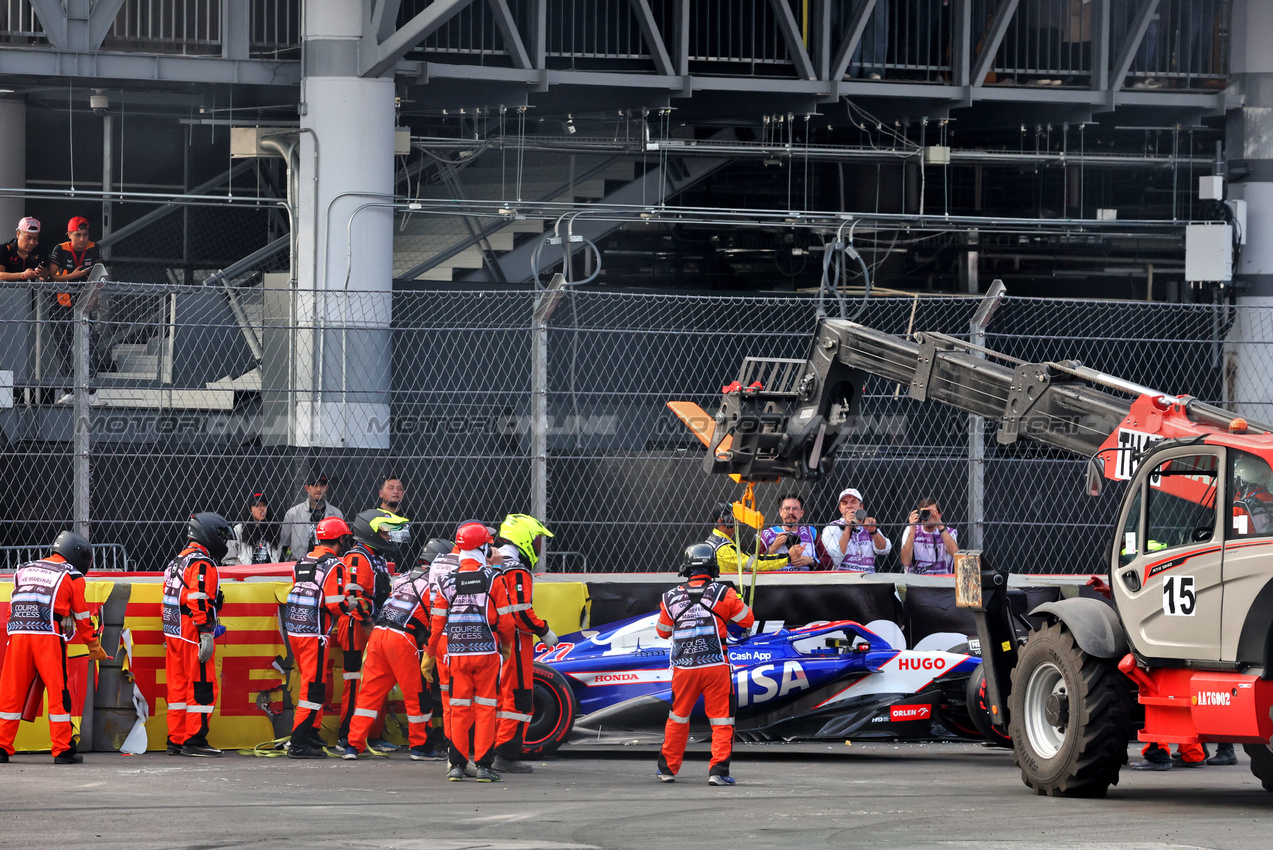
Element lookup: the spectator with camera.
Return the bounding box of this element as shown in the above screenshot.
[760,493,828,570]
[224,490,283,565]
[899,496,959,575]
[820,487,891,572]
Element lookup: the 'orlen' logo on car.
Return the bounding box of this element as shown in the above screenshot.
[897,656,946,671]
[1196,691,1232,706]
[890,704,932,722]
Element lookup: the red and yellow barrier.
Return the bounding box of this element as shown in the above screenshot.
[0,581,112,753]
[0,576,590,752]
[122,581,291,752]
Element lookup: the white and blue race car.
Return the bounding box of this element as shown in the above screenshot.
[523,613,991,756]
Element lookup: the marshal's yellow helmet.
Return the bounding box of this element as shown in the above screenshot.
[498,514,553,568]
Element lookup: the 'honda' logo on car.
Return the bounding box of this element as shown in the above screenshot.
[897,656,946,671]
[594,673,640,684]
[890,704,932,721]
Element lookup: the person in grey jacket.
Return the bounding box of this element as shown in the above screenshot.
[281,472,343,561]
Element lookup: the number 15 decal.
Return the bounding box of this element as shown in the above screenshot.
[1163,575,1196,616]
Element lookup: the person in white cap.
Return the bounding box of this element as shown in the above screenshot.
[820,487,891,571]
[0,217,47,282]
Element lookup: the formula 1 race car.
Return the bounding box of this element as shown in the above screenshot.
[522,613,988,756]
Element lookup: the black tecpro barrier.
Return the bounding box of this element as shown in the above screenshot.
[576,576,1104,644]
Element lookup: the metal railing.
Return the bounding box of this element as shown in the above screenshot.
[421,0,504,58]
[0,0,1232,89]
[0,0,43,43]
[686,0,792,68]
[545,0,651,61]
[0,544,133,572]
[990,0,1230,87]
[1118,0,1231,87]
[102,0,221,54]
[250,0,299,59]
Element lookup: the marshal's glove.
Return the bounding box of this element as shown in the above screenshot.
[350,596,374,622]
[198,633,215,664]
[539,629,559,649]
[85,637,112,662]
[499,642,513,663]
[419,651,436,684]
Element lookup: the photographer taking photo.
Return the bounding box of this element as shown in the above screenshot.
[820,488,891,572]
[760,493,828,570]
[900,496,959,576]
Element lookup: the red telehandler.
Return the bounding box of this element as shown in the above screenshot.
[672,312,1273,797]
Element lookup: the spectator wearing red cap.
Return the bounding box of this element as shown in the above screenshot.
[47,218,105,405]
[48,217,103,285]
[0,217,47,282]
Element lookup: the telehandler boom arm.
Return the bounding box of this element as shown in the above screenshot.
[683,317,1272,483]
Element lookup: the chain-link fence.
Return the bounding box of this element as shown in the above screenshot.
[0,281,1256,574]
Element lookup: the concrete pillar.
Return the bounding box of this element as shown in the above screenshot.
[292,0,395,449]
[0,98,26,235]
[1225,0,1273,423]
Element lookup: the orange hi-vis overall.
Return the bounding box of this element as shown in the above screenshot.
[493,548,550,760]
[348,570,433,751]
[284,546,348,747]
[428,554,512,770]
[162,544,221,746]
[428,551,461,743]
[655,576,754,778]
[0,555,96,757]
[335,541,379,742]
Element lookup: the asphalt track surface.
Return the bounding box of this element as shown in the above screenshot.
[3,741,1271,849]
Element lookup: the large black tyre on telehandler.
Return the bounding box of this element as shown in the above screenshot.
[1008,622,1134,798]
[1243,744,1273,791]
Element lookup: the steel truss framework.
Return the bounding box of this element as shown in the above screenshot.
[0,0,1231,121]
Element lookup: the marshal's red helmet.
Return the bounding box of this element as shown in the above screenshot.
[455,521,493,550]
[315,516,352,541]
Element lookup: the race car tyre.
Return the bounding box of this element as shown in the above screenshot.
[521,662,579,758]
[1242,744,1273,791]
[1007,622,1132,798]
[967,662,1012,748]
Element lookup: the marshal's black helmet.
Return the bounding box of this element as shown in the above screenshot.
[680,542,719,578]
[187,512,233,562]
[710,502,735,530]
[417,537,454,568]
[50,530,93,572]
[351,508,407,557]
